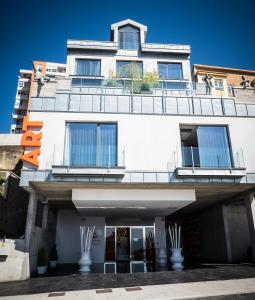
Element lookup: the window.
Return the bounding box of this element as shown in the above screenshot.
[18,82,24,87]
[116,61,143,78]
[119,25,140,50]
[215,79,224,90]
[71,78,102,87]
[75,59,101,76]
[58,67,66,73]
[158,63,183,80]
[65,123,117,167]
[180,125,232,168]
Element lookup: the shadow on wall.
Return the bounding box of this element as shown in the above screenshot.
[0,160,29,239]
[166,201,252,265]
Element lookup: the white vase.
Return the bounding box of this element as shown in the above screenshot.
[37,265,47,275]
[79,251,92,273]
[50,260,57,268]
[170,248,184,271]
[158,248,167,267]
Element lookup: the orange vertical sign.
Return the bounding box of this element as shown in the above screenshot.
[20,61,45,167]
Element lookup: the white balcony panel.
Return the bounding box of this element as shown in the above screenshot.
[176,168,246,178]
[52,166,125,177]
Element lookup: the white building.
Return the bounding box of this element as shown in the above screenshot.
[11,63,66,134]
[15,19,255,277]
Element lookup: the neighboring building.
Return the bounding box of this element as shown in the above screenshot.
[11,70,32,134]
[2,19,255,280]
[11,63,67,134]
[193,64,255,101]
[0,134,30,282]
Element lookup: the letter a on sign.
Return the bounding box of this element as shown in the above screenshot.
[20,149,40,167]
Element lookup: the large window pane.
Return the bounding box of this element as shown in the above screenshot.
[68,123,97,166]
[116,61,143,78]
[119,25,139,50]
[105,227,116,261]
[180,125,233,168]
[158,63,183,80]
[197,126,231,168]
[66,123,117,167]
[75,59,101,76]
[99,124,117,166]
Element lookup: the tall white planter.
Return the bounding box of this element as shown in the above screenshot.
[79,251,92,273]
[79,225,95,273]
[37,265,47,275]
[168,223,184,271]
[170,248,184,271]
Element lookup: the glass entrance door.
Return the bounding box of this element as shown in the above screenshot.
[104,225,155,273]
[130,227,146,273]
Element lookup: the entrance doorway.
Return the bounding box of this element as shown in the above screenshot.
[104,226,155,273]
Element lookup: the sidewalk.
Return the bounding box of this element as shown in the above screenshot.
[1,278,255,300]
[0,265,255,298]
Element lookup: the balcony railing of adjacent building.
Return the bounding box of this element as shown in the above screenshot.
[172,146,246,178]
[12,113,25,120]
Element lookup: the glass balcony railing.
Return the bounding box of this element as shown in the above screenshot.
[30,91,255,117]
[180,146,245,169]
[50,145,125,169]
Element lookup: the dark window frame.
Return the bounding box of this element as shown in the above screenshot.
[65,122,118,167]
[75,59,101,77]
[116,60,143,78]
[118,25,140,50]
[179,124,234,168]
[158,62,183,80]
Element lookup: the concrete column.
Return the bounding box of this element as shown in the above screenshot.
[155,217,166,249]
[42,203,48,230]
[222,205,233,262]
[24,191,37,252]
[245,193,255,262]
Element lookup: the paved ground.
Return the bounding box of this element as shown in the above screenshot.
[1,278,255,299]
[0,264,254,298]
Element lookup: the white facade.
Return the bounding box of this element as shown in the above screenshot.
[18,19,255,275]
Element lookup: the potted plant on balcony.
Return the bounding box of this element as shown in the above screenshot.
[49,244,58,268]
[37,247,48,275]
[140,82,151,93]
[141,71,159,94]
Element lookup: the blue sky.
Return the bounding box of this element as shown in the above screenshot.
[1,0,255,133]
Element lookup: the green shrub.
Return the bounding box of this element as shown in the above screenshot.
[140,82,150,91]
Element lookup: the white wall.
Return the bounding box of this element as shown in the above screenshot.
[0,134,21,146]
[28,111,255,174]
[55,210,105,263]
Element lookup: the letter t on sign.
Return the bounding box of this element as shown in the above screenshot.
[22,115,43,132]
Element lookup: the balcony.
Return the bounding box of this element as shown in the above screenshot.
[174,146,246,178]
[141,43,190,54]
[12,113,25,120]
[30,86,255,117]
[51,146,126,178]
[14,101,28,110]
[67,40,118,51]
[16,94,29,101]
[11,124,22,129]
